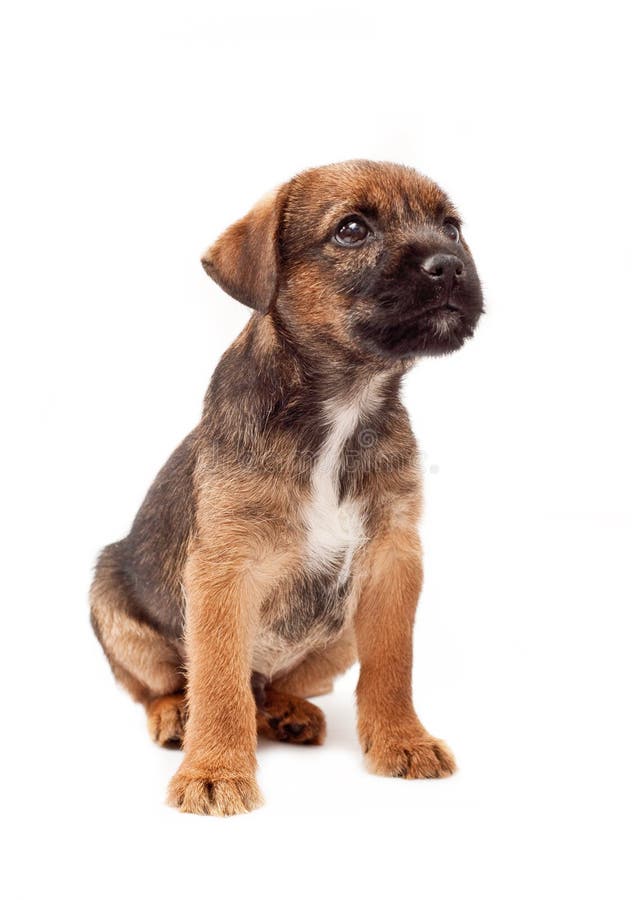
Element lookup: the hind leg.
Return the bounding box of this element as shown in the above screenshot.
[271,628,357,699]
[92,603,186,747]
[90,553,185,745]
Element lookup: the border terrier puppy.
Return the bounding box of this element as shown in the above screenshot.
[90,160,484,815]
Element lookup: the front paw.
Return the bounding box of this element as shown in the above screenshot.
[362,727,456,779]
[167,766,263,816]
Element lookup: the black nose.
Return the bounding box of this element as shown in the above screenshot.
[422,253,464,284]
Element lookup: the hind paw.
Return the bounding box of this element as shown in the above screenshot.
[256,690,325,745]
[146,693,186,748]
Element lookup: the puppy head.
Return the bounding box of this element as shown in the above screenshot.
[202,160,484,361]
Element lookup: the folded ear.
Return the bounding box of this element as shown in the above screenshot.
[201,185,288,312]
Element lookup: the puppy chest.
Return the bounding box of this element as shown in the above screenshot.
[303,487,365,581]
[302,400,368,583]
[252,394,379,679]
[255,488,364,675]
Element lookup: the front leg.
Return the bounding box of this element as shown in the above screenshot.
[355,522,456,779]
[167,544,263,816]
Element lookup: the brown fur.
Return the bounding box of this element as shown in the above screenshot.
[146,693,187,747]
[253,677,326,745]
[90,161,483,814]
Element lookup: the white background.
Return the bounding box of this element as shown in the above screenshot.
[2,1,635,897]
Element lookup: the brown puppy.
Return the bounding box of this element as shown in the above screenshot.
[90,160,484,815]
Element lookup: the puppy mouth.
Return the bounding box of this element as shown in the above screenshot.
[416,302,463,319]
[387,299,464,324]
[428,300,462,313]
[352,293,481,360]
[373,283,466,318]
[345,253,484,360]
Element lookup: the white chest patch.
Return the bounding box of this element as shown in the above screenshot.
[302,377,386,582]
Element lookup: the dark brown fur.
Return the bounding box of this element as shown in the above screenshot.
[90,160,483,815]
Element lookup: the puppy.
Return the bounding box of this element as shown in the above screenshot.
[90,160,484,815]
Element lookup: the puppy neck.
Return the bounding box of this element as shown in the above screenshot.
[203,313,405,465]
[265,309,407,406]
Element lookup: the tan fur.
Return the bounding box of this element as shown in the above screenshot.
[90,161,482,815]
[146,693,187,747]
[166,448,352,811]
[90,576,184,704]
[272,628,357,698]
[255,687,326,745]
[166,475,266,814]
[201,185,289,312]
[354,496,455,777]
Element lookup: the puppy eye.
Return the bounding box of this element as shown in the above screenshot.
[442,220,461,242]
[334,216,371,246]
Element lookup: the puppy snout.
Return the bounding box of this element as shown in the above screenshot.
[421,253,464,284]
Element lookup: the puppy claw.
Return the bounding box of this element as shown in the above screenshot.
[167,769,263,816]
